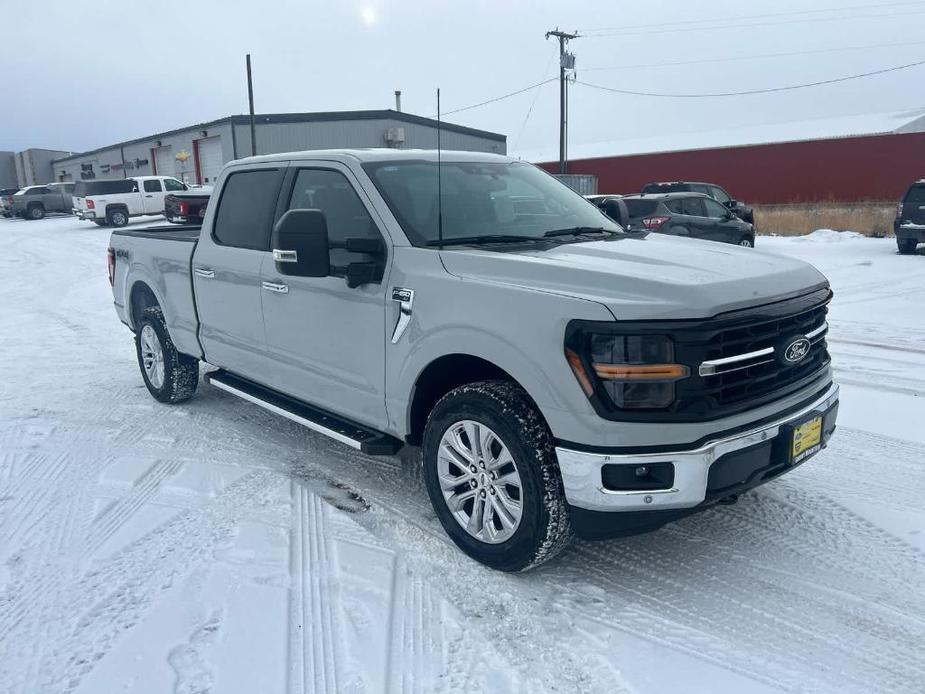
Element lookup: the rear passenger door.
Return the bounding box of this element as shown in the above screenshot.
[193,164,286,379]
[259,163,390,430]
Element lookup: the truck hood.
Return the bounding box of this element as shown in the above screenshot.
[439,234,828,320]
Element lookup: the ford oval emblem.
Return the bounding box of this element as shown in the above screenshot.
[782,337,811,364]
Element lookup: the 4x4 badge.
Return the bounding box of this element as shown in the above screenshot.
[390,287,415,344]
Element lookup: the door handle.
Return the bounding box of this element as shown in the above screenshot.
[262,281,289,294]
[145,194,153,198]
[194,267,215,278]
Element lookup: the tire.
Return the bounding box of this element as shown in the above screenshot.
[422,380,572,572]
[107,207,129,227]
[134,306,199,403]
[93,219,109,227]
[27,204,45,220]
[897,238,918,255]
[738,236,755,248]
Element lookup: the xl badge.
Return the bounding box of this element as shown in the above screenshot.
[780,336,811,365]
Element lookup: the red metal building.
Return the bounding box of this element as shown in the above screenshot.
[531,109,925,204]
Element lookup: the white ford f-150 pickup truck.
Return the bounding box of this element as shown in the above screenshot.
[108,149,839,571]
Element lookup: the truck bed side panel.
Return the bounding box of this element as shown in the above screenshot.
[110,228,202,358]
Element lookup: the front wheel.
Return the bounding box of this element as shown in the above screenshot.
[135,306,199,403]
[897,238,918,254]
[422,380,572,572]
[738,236,755,248]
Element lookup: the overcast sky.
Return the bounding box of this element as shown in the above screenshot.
[3,0,925,157]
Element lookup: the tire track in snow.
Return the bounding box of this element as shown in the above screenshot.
[387,561,442,694]
[41,470,279,693]
[288,483,345,694]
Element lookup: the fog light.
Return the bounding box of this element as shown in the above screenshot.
[602,462,675,492]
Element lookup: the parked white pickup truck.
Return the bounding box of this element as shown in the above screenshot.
[74,176,188,227]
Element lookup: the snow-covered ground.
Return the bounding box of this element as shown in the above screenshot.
[1,216,923,694]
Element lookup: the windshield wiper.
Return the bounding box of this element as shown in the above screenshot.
[542,226,619,238]
[426,234,545,247]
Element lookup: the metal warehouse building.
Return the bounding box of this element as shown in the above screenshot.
[528,108,925,203]
[52,110,506,184]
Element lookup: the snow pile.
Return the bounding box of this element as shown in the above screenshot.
[788,228,868,243]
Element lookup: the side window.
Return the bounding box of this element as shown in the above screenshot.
[287,168,380,262]
[690,184,710,195]
[213,169,281,250]
[664,199,683,213]
[164,178,185,192]
[143,180,163,192]
[681,197,706,216]
[703,199,729,218]
[710,186,731,204]
[33,187,51,194]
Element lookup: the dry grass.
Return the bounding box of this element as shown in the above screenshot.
[754,203,895,237]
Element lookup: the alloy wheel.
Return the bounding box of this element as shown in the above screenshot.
[436,420,523,544]
[140,324,165,389]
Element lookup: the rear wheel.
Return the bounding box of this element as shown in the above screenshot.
[897,238,918,254]
[738,236,755,248]
[135,306,199,403]
[422,380,572,572]
[107,208,129,227]
[27,204,45,220]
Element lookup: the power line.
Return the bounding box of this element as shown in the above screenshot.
[513,50,557,152]
[581,0,925,35]
[583,40,925,73]
[576,57,925,98]
[440,78,557,116]
[582,7,925,38]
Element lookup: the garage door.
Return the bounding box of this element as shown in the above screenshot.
[154,146,174,177]
[197,137,223,184]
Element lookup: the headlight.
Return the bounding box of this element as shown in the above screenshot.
[565,331,689,410]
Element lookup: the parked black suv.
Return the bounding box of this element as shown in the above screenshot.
[596,192,756,247]
[894,180,925,254]
[641,181,754,225]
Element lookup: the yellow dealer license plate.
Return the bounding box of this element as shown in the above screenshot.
[791,416,823,465]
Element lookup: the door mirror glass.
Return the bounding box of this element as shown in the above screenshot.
[273,209,331,277]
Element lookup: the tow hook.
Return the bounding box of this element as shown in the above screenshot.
[718,494,739,506]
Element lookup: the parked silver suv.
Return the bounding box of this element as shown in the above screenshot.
[108,149,839,571]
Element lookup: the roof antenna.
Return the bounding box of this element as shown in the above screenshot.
[437,87,444,248]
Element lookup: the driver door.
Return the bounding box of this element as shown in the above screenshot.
[259,163,391,430]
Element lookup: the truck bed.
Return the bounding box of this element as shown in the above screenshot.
[111,225,201,242]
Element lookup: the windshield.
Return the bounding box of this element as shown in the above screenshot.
[363,160,620,246]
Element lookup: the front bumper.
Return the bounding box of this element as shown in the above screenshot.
[556,382,839,517]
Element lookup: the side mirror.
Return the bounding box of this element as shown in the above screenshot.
[273,209,331,277]
[725,199,738,208]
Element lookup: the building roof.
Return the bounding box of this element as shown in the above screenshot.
[516,107,925,163]
[53,110,506,164]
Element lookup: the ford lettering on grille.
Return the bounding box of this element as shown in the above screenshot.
[782,337,811,364]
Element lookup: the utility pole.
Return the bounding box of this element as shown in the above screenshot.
[246,54,257,156]
[545,29,578,174]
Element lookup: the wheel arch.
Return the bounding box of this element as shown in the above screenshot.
[405,353,542,446]
[127,280,162,331]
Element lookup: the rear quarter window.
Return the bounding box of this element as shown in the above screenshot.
[624,199,660,217]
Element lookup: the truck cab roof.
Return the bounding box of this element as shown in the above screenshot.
[231,148,512,167]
